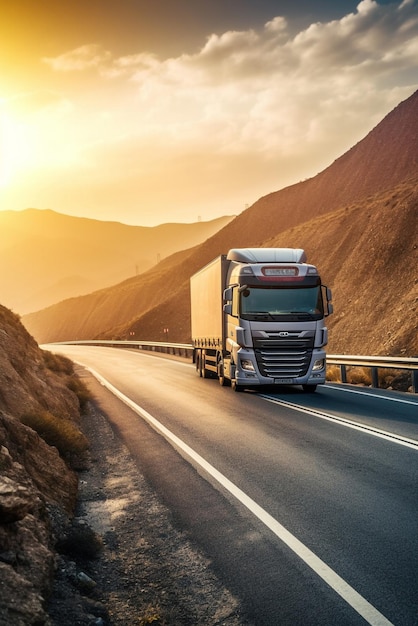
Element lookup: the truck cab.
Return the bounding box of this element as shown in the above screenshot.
[222,248,332,392]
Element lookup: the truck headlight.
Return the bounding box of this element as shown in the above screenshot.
[240,359,255,371]
[312,359,325,371]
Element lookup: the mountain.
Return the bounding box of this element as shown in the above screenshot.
[0,209,234,314]
[23,89,418,356]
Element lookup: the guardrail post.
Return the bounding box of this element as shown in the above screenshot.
[371,367,379,389]
[412,370,418,394]
[340,364,347,383]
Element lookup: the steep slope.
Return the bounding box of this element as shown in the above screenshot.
[0,209,234,314]
[261,177,418,356]
[109,176,418,357]
[233,89,418,241]
[22,89,418,354]
[0,304,84,623]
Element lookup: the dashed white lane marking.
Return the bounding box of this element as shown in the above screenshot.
[86,365,394,626]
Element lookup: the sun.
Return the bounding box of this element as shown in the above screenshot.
[0,110,32,188]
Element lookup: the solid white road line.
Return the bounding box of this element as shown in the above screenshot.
[325,383,418,406]
[86,365,394,626]
[260,395,418,450]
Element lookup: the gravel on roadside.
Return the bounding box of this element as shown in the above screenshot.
[47,398,249,626]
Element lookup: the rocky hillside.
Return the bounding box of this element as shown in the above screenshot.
[0,210,234,315]
[235,88,418,241]
[23,89,418,356]
[268,177,418,356]
[105,176,417,357]
[0,304,88,624]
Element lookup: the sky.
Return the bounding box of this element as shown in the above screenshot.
[0,0,417,227]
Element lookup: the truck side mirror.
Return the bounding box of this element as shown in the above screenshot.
[223,303,232,315]
[322,285,333,316]
[223,287,233,302]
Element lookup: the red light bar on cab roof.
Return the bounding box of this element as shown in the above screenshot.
[262,266,299,277]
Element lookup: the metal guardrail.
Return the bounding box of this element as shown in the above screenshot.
[54,340,418,393]
[326,354,418,394]
[55,339,194,359]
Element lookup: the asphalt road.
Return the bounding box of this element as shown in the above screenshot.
[47,345,418,626]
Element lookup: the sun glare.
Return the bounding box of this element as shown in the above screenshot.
[0,110,32,187]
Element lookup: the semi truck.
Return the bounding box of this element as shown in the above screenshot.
[190,248,333,392]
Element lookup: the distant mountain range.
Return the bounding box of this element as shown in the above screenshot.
[0,211,234,314]
[23,89,418,356]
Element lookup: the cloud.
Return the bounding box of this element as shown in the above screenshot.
[14,0,418,223]
[43,44,112,71]
[98,0,415,168]
[43,1,418,95]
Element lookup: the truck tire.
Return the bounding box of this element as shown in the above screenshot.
[231,380,243,392]
[217,356,229,386]
[202,353,215,379]
[202,353,209,378]
[196,352,203,377]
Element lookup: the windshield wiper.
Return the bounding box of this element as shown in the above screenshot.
[290,311,316,319]
[245,311,276,320]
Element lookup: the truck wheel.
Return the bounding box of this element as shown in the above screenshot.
[231,380,243,392]
[302,384,317,393]
[196,352,205,378]
[201,354,215,379]
[202,354,209,378]
[217,357,228,386]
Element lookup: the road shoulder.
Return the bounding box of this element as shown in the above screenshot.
[48,367,247,625]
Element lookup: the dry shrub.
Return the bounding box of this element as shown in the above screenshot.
[138,606,163,626]
[66,377,91,410]
[346,367,372,386]
[56,519,103,560]
[378,368,411,392]
[326,365,341,382]
[43,350,74,375]
[21,410,89,463]
[43,349,92,408]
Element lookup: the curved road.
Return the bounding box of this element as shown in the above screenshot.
[47,345,418,626]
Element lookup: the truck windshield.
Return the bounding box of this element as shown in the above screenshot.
[240,286,323,320]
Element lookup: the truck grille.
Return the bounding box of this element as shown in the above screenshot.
[253,331,314,379]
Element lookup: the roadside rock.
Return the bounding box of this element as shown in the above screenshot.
[0,411,77,625]
[0,305,83,625]
[0,476,35,523]
[0,309,78,421]
[0,413,78,513]
[0,563,46,625]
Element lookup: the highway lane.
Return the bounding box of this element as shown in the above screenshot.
[47,345,418,625]
[262,383,418,442]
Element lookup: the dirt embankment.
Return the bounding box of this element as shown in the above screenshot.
[0,304,83,624]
